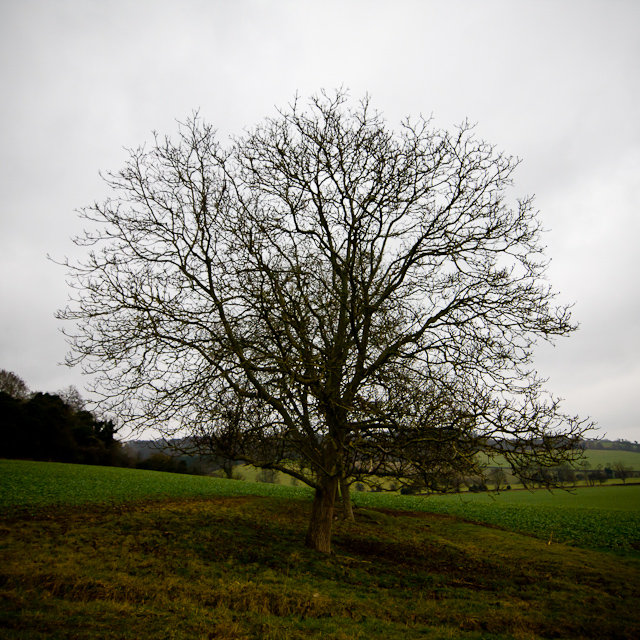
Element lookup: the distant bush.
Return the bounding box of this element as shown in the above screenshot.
[256,468,280,484]
[136,453,197,474]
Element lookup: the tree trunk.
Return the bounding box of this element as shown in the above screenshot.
[340,477,355,521]
[305,476,339,553]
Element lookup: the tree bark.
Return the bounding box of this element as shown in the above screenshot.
[340,477,355,521]
[305,476,339,553]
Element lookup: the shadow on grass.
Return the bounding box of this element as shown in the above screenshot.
[1,495,639,639]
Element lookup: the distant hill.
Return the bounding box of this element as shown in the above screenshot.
[582,438,639,453]
[123,439,167,459]
[122,438,227,475]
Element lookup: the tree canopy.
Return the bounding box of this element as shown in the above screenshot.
[59,91,592,552]
[0,369,31,400]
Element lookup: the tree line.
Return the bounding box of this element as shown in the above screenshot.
[582,438,640,453]
[0,369,129,466]
[0,369,228,474]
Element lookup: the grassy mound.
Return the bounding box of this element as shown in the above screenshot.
[1,495,639,639]
[1,460,640,638]
[2,459,639,554]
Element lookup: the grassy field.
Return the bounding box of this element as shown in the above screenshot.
[580,448,640,468]
[358,487,640,555]
[2,460,640,639]
[431,484,640,509]
[2,459,640,553]
[0,459,311,509]
[486,447,640,468]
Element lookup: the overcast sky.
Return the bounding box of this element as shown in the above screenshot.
[1,0,638,441]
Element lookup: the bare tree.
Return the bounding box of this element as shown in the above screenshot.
[0,370,31,400]
[578,460,592,485]
[612,460,634,484]
[556,462,577,486]
[58,91,592,552]
[488,467,507,491]
[56,385,86,412]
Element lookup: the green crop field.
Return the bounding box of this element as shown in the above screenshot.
[0,459,312,509]
[2,459,640,639]
[366,488,640,553]
[479,447,640,469]
[429,483,640,509]
[581,448,640,468]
